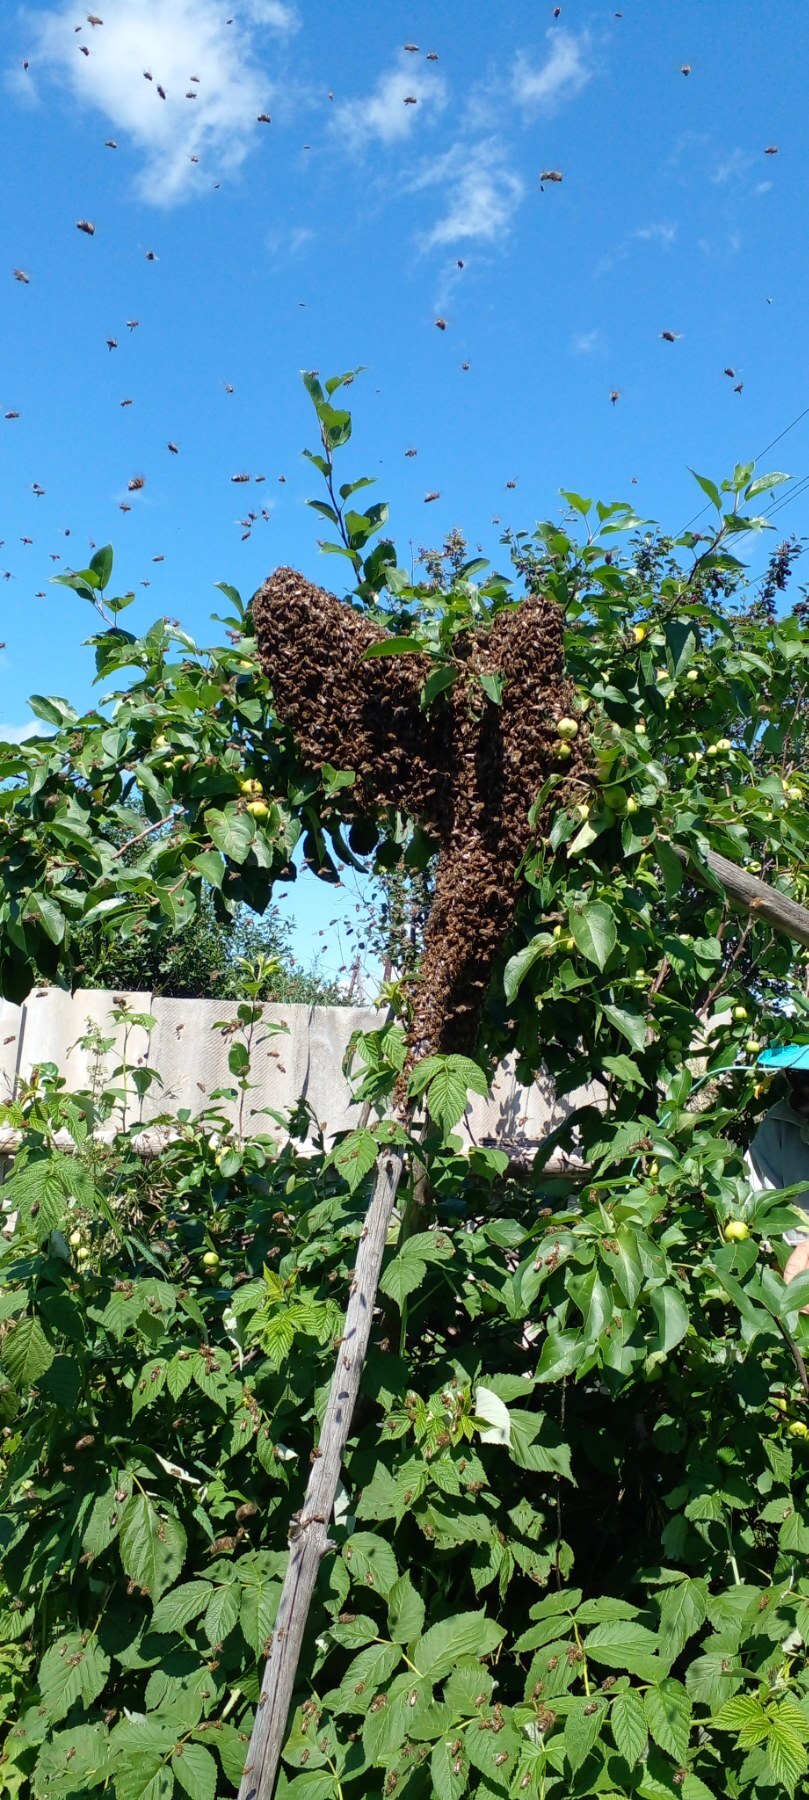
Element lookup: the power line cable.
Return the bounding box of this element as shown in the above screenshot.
[679,399,809,535]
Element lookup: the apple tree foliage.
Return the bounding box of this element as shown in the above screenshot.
[2,375,809,1796]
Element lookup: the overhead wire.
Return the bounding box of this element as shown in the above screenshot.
[679,399,809,535]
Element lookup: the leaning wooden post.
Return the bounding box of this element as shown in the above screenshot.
[674,843,809,951]
[237,1145,407,1800]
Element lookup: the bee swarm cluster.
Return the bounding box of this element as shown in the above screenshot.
[252,567,584,1062]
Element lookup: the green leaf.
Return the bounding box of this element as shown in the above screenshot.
[149,1581,212,1636]
[611,1689,648,1766]
[603,1004,648,1054]
[203,805,255,864]
[767,1719,808,1794]
[190,849,225,889]
[362,636,423,659]
[331,1128,379,1193]
[586,1621,663,1679]
[476,670,504,705]
[649,1285,690,1357]
[746,470,791,500]
[115,1749,173,1800]
[228,1040,250,1077]
[474,1384,512,1445]
[644,1679,691,1763]
[204,1582,240,1646]
[431,1735,468,1800]
[504,939,546,1004]
[569,901,616,970]
[565,1697,607,1773]
[90,544,113,589]
[344,1531,399,1598]
[387,1573,425,1644]
[1,1315,54,1389]
[29,891,66,944]
[171,1742,217,1800]
[119,1494,187,1601]
[689,469,722,513]
[38,1632,110,1723]
[421,663,459,710]
[415,1610,505,1681]
[33,1723,110,1796]
[409,1053,488,1133]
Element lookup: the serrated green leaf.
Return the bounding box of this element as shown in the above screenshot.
[611,1689,648,1766]
[431,1735,469,1800]
[204,1581,240,1646]
[767,1718,808,1794]
[33,1723,110,1797]
[565,1696,607,1772]
[150,1581,211,1635]
[331,1128,378,1193]
[119,1494,187,1601]
[171,1742,217,1800]
[414,1610,505,1681]
[644,1679,691,1762]
[586,1621,663,1679]
[38,1632,110,1723]
[388,1573,425,1644]
[1,1314,54,1389]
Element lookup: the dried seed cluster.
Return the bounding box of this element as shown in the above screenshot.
[252,567,584,1059]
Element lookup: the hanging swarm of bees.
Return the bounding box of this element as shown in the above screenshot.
[251,568,586,1061]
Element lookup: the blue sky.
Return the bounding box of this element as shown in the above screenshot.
[2,0,807,983]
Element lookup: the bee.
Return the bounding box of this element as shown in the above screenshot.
[127,475,145,491]
[32,483,45,495]
[461,361,470,370]
[539,170,563,187]
[553,5,561,14]
[126,319,139,330]
[681,64,692,75]
[457,258,464,268]
[255,474,266,482]
[120,397,132,406]
[659,329,681,342]
[20,536,32,545]
[105,139,117,148]
[231,473,250,483]
[75,1434,95,1450]
[506,479,517,489]
[5,411,20,419]
[257,113,272,123]
[734,382,744,394]
[119,502,131,513]
[403,95,418,105]
[224,382,234,393]
[76,219,95,235]
[723,366,735,377]
[278,474,286,482]
[13,269,30,282]
[186,93,198,100]
[22,59,29,70]
[152,554,165,562]
[167,441,179,454]
[157,84,166,99]
[424,491,440,503]
[405,448,418,456]
[88,13,104,24]
[435,317,447,330]
[143,70,152,80]
[610,389,620,404]
[765,145,778,154]
[190,75,200,82]
[426,51,439,61]
[145,249,157,260]
[403,41,419,51]
[79,45,90,55]
[106,337,118,350]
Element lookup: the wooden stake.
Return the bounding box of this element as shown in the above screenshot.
[237,1146,407,1800]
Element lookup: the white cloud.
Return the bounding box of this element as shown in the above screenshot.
[411,139,525,248]
[27,0,298,205]
[333,58,447,150]
[712,147,755,186]
[570,329,601,356]
[0,722,42,744]
[511,31,592,112]
[596,221,677,276]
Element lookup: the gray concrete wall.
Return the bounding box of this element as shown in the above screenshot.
[0,987,600,1156]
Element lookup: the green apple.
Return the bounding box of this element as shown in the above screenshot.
[716,737,732,752]
[246,800,269,821]
[602,785,627,813]
[732,1006,748,1022]
[202,1250,221,1270]
[788,1419,809,1439]
[69,1228,83,1248]
[625,796,639,815]
[686,668,699,682]
[635,721,647,736]
[632,625,646,643]
[556,717,579,741]
[724,1220,750,1243]
[555,743,573,762]
[787,785,802,802]
[745,1039,762,1054]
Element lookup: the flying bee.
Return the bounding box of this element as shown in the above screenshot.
[13,269,30,282]
[119,502,131,513]
[167,441,179,453]
[405,448,418,456]
[404,41,419,51]
[461,361,470,370]
[126,319,139,330]
[127,475,145,491]
[610,389,620,404]
[106,337,118,350]
[659,330,681,342]
[435,317,447,330]
[231,473,250,483]
[403,95,418,105]
[506,479,517,489]
[426,51,439,60]
[723,367,735,377]
[143,70,152,80]
[79,45,90,55]
[539,170,563,187]
[157,84,166,99]
[152,554,165,562]
[145,249,157,260]
[424,491,440,503]
[120,397,132,406]
[764,145,778,154]
[105,139,117,147]
[186,92,197,99]
[257,113,272,122]
[681,64,691,75]
[224,382,234,393]
[76,219,96,234]
[5,411,20,419]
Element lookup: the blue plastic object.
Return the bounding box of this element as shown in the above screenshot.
[759,1045,809,1070]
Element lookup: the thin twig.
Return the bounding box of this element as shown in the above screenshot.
[111,809,179,860]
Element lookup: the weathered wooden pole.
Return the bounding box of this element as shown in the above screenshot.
[237,1146,407,1800]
